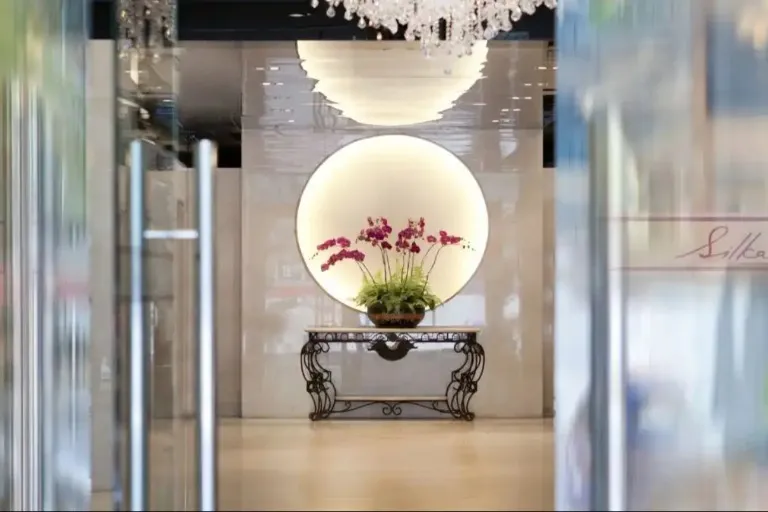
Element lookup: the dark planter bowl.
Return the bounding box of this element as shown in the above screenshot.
[366,303,426,329]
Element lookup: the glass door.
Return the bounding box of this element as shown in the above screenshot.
[0,0,90,510]
[557,1,768,510]
[113,41,219,510]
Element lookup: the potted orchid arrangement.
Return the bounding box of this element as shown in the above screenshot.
[313,216,472,328]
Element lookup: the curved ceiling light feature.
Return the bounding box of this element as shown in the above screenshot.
[296,135,490,312]
[297,41,488,127]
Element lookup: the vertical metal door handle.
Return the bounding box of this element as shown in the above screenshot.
[587,109,627,512]
[195,140,218,511]
[149,301,158,358]
[128,140,148,511]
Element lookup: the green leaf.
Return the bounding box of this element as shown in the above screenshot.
[353,263,443,313]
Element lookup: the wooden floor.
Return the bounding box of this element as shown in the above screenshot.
[94,419,555,511]
[91,419,768,510]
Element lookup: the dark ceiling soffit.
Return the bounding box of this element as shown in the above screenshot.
[91,1,555,41]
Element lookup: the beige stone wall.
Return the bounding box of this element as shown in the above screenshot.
[238,130,555,418]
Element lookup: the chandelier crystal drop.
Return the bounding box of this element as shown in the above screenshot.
[117,0,177,58]
[310,0,557,57]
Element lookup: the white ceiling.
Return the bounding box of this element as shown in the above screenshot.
[120,40,555,133]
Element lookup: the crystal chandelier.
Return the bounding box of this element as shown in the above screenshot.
[310,0,557,57]
[117,0,177,58]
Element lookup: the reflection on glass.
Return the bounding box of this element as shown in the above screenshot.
[0,62,10,512]
[0,0,90,509]
[558,0,768,509]
[114,30,202,506]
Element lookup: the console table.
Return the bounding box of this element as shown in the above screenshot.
[300,327,484,421]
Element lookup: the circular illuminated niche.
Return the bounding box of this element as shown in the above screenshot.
[296,41,488,127]
[296,135,489,312]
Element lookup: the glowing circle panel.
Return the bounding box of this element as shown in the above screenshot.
[296,135,489,312]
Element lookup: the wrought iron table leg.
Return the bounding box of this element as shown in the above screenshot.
[299,339,336,420]
[446,339,486,421]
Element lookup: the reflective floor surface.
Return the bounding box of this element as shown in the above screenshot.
[92,419,554,511]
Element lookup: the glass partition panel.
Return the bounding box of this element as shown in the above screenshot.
[557,0,768,509]
[112,9,199,507]
[0,0,90,509]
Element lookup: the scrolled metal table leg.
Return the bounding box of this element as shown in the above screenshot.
[446,338,486,421]
[299,338,336,420]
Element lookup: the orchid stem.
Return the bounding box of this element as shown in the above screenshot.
[420,244,436,268]
[421,245,444,294]
[379,248,389,286]
[358,262,376,283]
[384,251,393,284]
